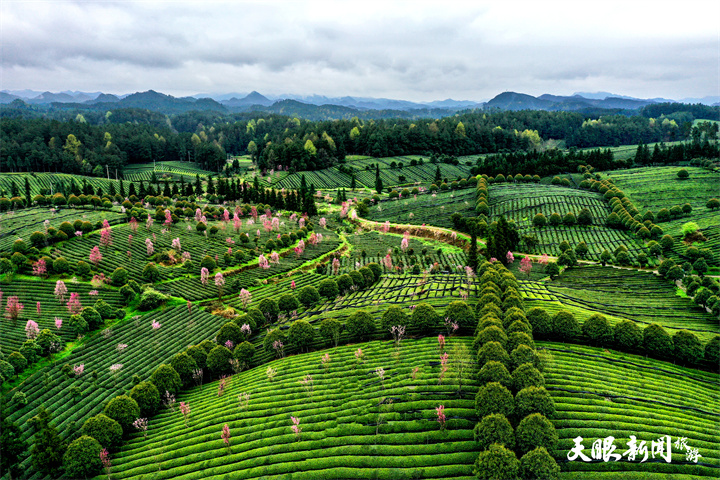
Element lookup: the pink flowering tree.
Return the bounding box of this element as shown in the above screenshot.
[200,267,209,287]
[129,216,139,233]
[538,253,550,270]
[25,320,40,339]
[6,296,24,324]
[436,405,446,430]
[238,289,252,309]
[164,209,173,228]
[36,301,41,315]
[128,234,133,247]
[258,254,270,270]
[215,272,225,299]
[519,256,533,278]
[332,258,340,275]
[133,417,149,439]
[270,251,280,265]
[438,334,445,351]
[66,292,82,315]
[271,217,280,231]
[221,424,231,452]
[171,238,182,252]
[383,254,393,271]
[100,448,111,477]
[319,217,327,228]
[33,259,47,277]
[100,219,113,248]
[439,353,449,384]
[89,246,103,267]
[180,402,191,428]
[382,221,390,233]
[400,237,409,253]
[290,416,302,441]
[298,217,305,228]
[146,214,154,231]
[233,213,242,232]
[506,251,515,264]
[55,317,63,330]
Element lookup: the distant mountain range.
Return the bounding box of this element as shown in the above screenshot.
[2,89,719,118]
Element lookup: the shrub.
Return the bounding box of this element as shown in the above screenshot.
[510,345,539,370]
[81,414,122,450]
[705,336,720,365]
[258,298,280,324]
[582,313,613,346]
[512,363,544,391]
[349,270,365,289]
[359,266,375,286]
[297,286,320,308]
[216,322,243,348]
[526,308,551,339]
[643,323,673,358]
[318,279,339,300]
[380,306,409,338]
[170,352,198,387]
[478,361,512,387]
[551,310,579,341]
[474,414,515,450]
[6,352,27,375]
[677,168,689,179]
[94,299,117,320]
[120,285,136,305]
[476,382,514,418]
[53,257,70,274]
[288,320,315,352]
[233,341,255,368]
[520,447,560,480]
[142,262,161,283]
[150,364,181,396]
[613,320,642,351]
[81,307,103,331]
[408,303,439,333]
[347,310,376,341]
[320,318,342,345]
[336,274,353,293]
[474,326,508,350]
[138,288,169,311]
[200,255,217,271]
[367,262,382,281]
[507,332,534,353]
[477,341,510,368]
[0,360,15,380]
[516,413,558,454]
[444,300,474,331]
[111,267,128,286]
[103,395,140,433]
[130,381,160,417]
[515,386,555,419]
[63,436,102,479]
[263,328,286,353]
[186,345,208,370]
[207,345,233,377]
[673,330,703,365]
[473,443,519,480]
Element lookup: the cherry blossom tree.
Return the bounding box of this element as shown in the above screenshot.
[270,251,280,265]
[164,209,173,228]
[221,424,231,451]
[332,258,340,275]
[215,272,225,299]
[436,405,446,430]
[25,320,40,339]
[89,246,103,267]
[382,221,390,233]
[290,416,302,441]
[33,259,47,277]
[67,292,82,315]
[172,238,182,252]
[55,317,63,330]
[400,237,409,253]
[200,267,209,286]
[383,254,393,271]
[506,251,515,264]
[258,254,270,270]
[133,418,149,439]
[6,296,24,324]
[180,402,191,427]
[146,214,154,231]
[129,216,139,233]
[519,256,533,278]
[319,217,327,228]
[238,289,252,309]
[100,219,113,248]
[233,213,242,232]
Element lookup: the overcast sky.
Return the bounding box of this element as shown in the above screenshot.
[2,0,719,101]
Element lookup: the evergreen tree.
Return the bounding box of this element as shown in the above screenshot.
[375,165,383,194]
[30,407,66,476]
[350,174,356,191]
[24,177,31,205]
[434,165,442,184]
[119,178,125,197]
[0,417,28,479]
[468,226,479,272]
[206,175,215,195]
[194,174,203,195]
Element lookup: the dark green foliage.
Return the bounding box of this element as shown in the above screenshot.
[142,262,161,282]
[103,395,140,433]
[515,386,555,419]
[346,310,376,341]
[359,266,375,286]
[510,345,540,371]
[94,299,117,320]
[81,413,122,450]
[705,336,720,365]
[130,381,161,417]
[297,286,320,307]
[35,329,62,356]
[545,261,560,279]
[475,326,508,350]
[170,352,198,387]
[643,323,673,358]
[478,361,512,387]
[582,313,613,346]
[477,341,510,368]
[444,300,474,330]
[186,345,208,370]
[318,278,339,300]
[613,320,642,351]
[380,306,409,337]
[120,284,136,305]
[200,255,217,271]
[408,302,439,333]
[0,418,28,479]
[474,414,515,451]
[263,328,287,353]
[366,262,382,282]
[476,382,514,418]
[63,436,102,479]
[258,298,280,324]
[79,306,102,331]
[206,345,233,376]
[673,330,703,365]
[138,288,169,311]
[216,322,244,348]
[111,266,129,286]
[150,363,181,396]
[551,310,579,341]
[319,318,342,347]
[233,341,255,369]
[288,320,315,352]
[349,270,365,289]
[520,447,560,480]
[525,308,551,339]
[512,363,545,391]
[20,340,41,364]
[473,443,519,480]
[507,332,534,353]
[336,273,353,293]
[0,361,13,381]
[516,413,558,454]
[6,351,27,375]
